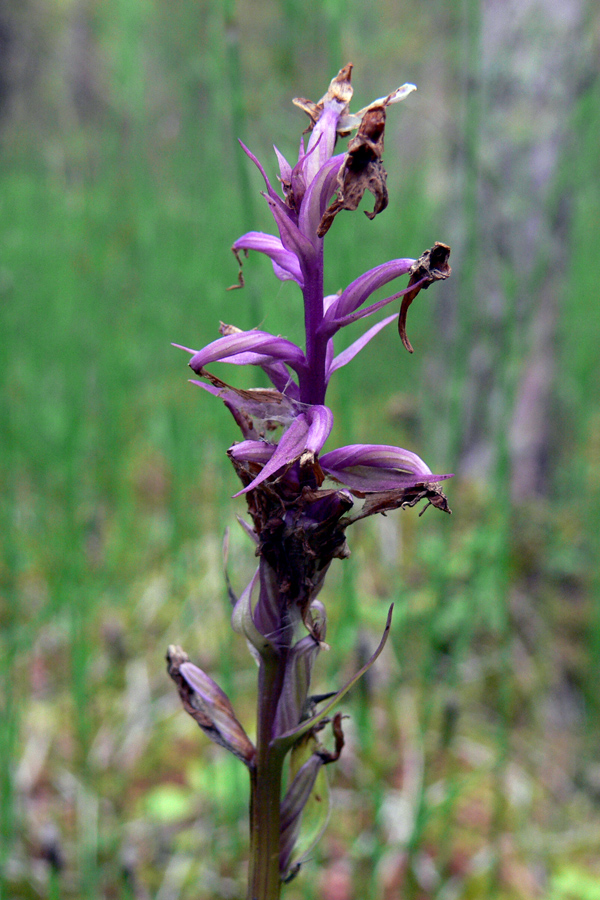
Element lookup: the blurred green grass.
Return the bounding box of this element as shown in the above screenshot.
[1,0,600,898]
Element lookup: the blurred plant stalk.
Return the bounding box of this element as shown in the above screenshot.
[167,65,452,899]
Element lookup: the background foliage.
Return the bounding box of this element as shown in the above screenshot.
[1,0,600,897]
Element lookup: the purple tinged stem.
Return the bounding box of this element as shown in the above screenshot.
[300,243,327,405]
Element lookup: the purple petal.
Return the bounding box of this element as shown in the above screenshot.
[233,231,303,285]
[327,314,397,378]
[303,106,340,184]
[323,257,415,328]
[228,440,277,465]
[187,331,307,376]
[320,444,452,492]
[233,413,310,496]
[299,154,345,242]
[238,140,290,217]
[321,443,432,474]
[265,196,317,276]
[289,134,327,208]
[332,275,430,330]
[273,145,292,184]
[305,404,334,455]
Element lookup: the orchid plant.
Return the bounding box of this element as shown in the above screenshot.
[167,64,452,900]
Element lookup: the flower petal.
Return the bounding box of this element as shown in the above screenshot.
[228,440,277,465]
[189,370,304,439]
[186,330,307,376]
[299,153,345,243]
[320,443,432,474]
[265,195,317,276]
[233,231,303,286]
[238,140,290,215]
[323,257,414,329]
[320,443,452,493]
[337,82,417,132]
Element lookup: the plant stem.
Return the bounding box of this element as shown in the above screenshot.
[247,653,287,900]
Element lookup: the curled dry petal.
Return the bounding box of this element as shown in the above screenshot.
[399,242,452,353]
[293,62,354,132]
[166,645,256,766]
[189,369,303,438]
[337,82,417,133]
[347,482,453,522]
[318,105,389,237]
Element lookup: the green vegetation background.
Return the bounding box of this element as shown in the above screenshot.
[2,0,600,898]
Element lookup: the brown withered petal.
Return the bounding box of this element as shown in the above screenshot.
[398,242,451,353]
[293,63,354,131]
[347,482,452,523]
[317,106,388,237]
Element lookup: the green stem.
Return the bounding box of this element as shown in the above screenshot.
[247,654,287,900]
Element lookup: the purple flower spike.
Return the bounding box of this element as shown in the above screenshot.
[169,67,452,897]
